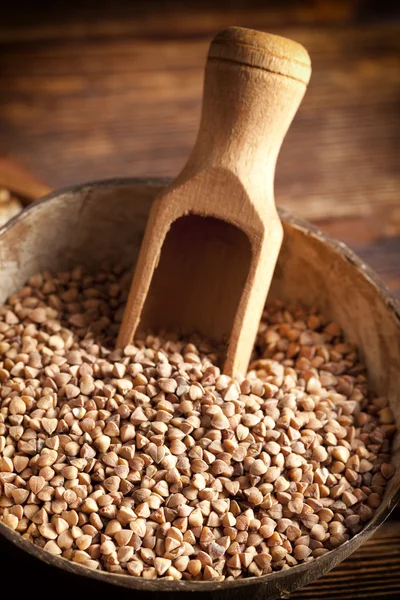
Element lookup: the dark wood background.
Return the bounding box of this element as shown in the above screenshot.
[0,0,399,597]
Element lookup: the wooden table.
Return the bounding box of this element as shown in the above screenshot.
[0,1,399,597]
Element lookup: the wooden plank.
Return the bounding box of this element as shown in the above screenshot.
[0,12,398,233]
[0,0,373,41]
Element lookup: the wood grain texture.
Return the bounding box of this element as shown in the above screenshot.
[0,0,399,596]
[0,2,398,211]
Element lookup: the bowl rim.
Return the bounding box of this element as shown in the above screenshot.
[0,176,399,593]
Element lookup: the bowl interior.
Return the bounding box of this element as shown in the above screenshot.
[0,178,399,596]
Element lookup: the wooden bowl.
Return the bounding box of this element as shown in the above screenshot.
[0,178,399,599]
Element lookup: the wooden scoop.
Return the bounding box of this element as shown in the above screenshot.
[117,27,311,375]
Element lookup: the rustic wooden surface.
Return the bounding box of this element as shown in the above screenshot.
[0,0,399,597]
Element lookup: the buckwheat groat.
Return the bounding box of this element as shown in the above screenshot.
[0,266,395,580]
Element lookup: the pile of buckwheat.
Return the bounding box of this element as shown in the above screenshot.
[0,265,396,581]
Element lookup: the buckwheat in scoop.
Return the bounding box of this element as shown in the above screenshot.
[0,266,396,580]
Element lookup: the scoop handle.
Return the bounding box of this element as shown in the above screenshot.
[186,27,311,190]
